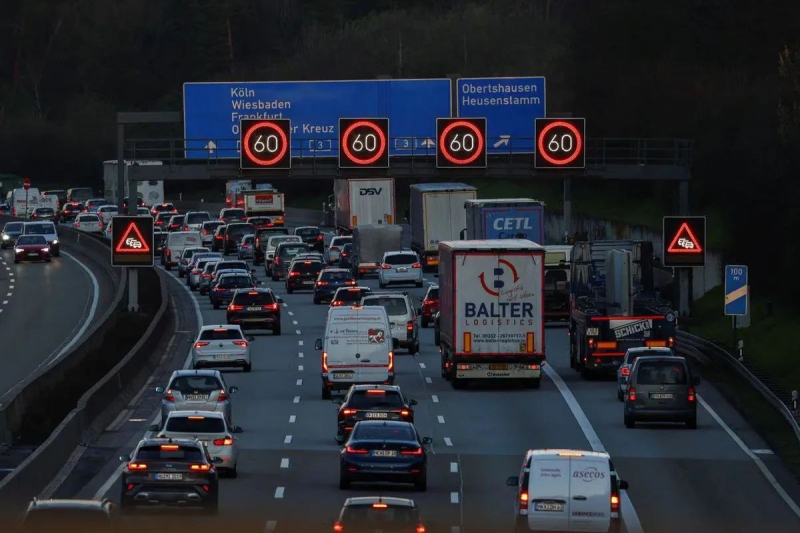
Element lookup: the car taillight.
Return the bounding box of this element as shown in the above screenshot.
[322,351,328,372]
[342,409,358,416]
[423,299,435,306]
[265,303,279,311]
[274,258,280,265]
[611,493,620,513]
[317,234,323,241]
[519,491,529,510]
[628,387,637,401]
[213,437,234,446]
[407,321,414,331]
[412,263,421,268]
[192,269,200,275]
[32,213,37,218]
[184,226,189,231]
[74,222,80,228]
[416,526,426,533]
[214,286,226,292]
[289,271,300,277]
[233,340,248,347]
[128,462,148,470]
[331,300,343,306]
[345,280,356,285]
[688,387,696,402]
[228,304,244,311]
[202,273,212,278]
[333,524,343,533]
[166,249,171,257]
[345,446,369,454]
[216,235,223,239]
[194,341,210,348]
[621,366,630,376]
[400,409,411,417]
[190,464,211,471]
[588,338,596,350]
[330,246,339,252]
[388,351,394,372]
[218,390,228,402]
[401,447,423,456]
[381,264,391,269]
[668,336,675,347]
[317,281,328,286]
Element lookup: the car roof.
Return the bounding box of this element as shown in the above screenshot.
[234,287,273,294]
[525,448,610,460]
[218,270,250,277]
[199,324,241,332]
[383,250,416,256]
[170,369,222,379]
[27,499,111,511]
[626,347,673,354]
[323,268,350,273]
[344,496,416,508]
[349,384,402,393]
[334,286,370,294]
[138,437,202,449]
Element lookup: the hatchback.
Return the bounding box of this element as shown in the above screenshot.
[294,225,324,252]
[253,228,290,265]
[150,203,177,216]
[167,214,184,232]
[23,221,59,256]
[286,259,323,293]
[59,202,86,222]
[313,268,356,304]
[154,212,173,229]
[155,411,240,478]
[624,355,700,429]
[331,286,372,307]
[325,235,352,264]
[73,213,104,234]
[223,223,255,255]
[31,207,56,221]
[333,497,426,533]
[201,220,225,247]
[338,242,354,269]
[192,325,254,372]
[237,234,256,260]
[199,261,221,295]
[271,241,310,281]
[209,272,258,309]
[219,208,246,223]
[15,234,51,263]
[155,369,238,426]
[335,385,417,440]
[226,288,282,334]
[379,251,423,288]
[97,205,119,225]
[178,247,211,277]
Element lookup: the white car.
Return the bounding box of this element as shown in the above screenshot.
[192,325,253,372]
[616,347,675,401]
[201,220,225,247]
[325,236,352,264]
[378,251,423,288]
[177,246,211,277]
[137,207,151,216]
[162,231,202,270]
[361,292,419,354]
[184,211,211,232]
[74,213,104,235]
[96,205,119,225]
[155,410,240,477]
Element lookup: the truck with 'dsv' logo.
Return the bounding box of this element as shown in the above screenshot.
[334,178,395,232]
[437,239,546,389]
[463,198,545,243]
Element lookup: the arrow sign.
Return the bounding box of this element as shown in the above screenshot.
[420,138,435,148]
[205,141,217,154]
[493,135,511,148]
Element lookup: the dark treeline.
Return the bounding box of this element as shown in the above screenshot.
[0,0,798,295]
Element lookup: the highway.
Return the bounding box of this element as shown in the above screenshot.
[64,213,800,533]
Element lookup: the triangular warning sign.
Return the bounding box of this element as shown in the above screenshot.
[115,222,151,254]
[667,222,702,254]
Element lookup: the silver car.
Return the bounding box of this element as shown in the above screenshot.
[617,347,675,401]
[155,410,241,478]
[378,251,423,288]
[237,234,255,260]
[199,261,221,295]
[264,235,302,276]
[361,293,420,354]
[324,236,352,264]
[178,247,211,277]
[192,325,253,372]
[155,369,238,427]
[184,211,211,232]
[187,254,222,290]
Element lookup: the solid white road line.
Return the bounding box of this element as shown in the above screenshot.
[93,463,125,500]
[274,487,285,499]
[280,458,289,469]
[51,251,100,365]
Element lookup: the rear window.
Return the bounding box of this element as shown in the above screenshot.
[636,361,688,385]
[169,215,183,223]
[156,213,172,221]
[169,375,223,392]
[182,248,205,259]
[362,297,408,316]
[257,229,289,240]
[219,276,253,288]
[226,224,255,239]
[77,214,100,222]
[232,291,275,305]
[626,350,673,363]
[321,271,353,282]
[24,223,55,234]
[426,287,439,299]
[4,222,23,231]
[278,244,309,257]
[384,254,417,265]
[336,289,370,302]
[216,262,248,272]
[166,416,226,434]
[204,221,224,230]
[353,424,415,441]
[331,237,352,247]
[17,235,47,245]
[268,236,300,247]
[348,390,404,409]
[222,209,245,218]
[34,208,54,215]
[291,261,323,274]
[186,212,210,224]
[199,328,244,341]
[204,263,219,273]
[65,203,85,211]
[295,227,320,237]
[341,507,418,527]
[135,445,203,462]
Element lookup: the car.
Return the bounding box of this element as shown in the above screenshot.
[123,196,146,210]
[294,225,324,252]
[154,211,173,229]
[187,253,222,289]
[14,234,51,263]
[293,251,325,264]
[211,259,250,279]
[330,286,372,307]
[312,268,356,304]
[58,202,86,223]
[334,385,417,440]
[271,241,310,281]
[616,347,675,401]
[379,251,423,288]
[219,207,246,223]
[119,438,219,514]
[211,224,228,252]
[150,202,177,217]
[162,231,202,270]
[253,227,290,265]
[201,220,225,247]
[361,292,419,354]
[1,221,24,248]
[23,221,60,257]
[177,246,211,278]
[339,421,431,491]
[285,258,323,293]
[263,235,302,275]
[419,285,439,328]
[137,206,151,216]
[199,261,221,295]
[155,411,240,478]
[66,187,94,204]
[624,355,700,429]
[155,369,238,428]
[222,222,255,255]
[31,207,56,221]
[245,216,274,230]
[237,234,256,260]
[333,497,426,533]
[85,198,110,213]
[325,235,352,264]
[73,213,104,234]
[183,211,211,232]
[167,214,184,232]
[192,325,253,372]
[338,242,354,269]
[96,205,119,225]
[226,288,282,334]
[21,498,119,533]
[506,449,628,533]
[153,227,167,256]
[209,271,259,309]
[0,203,11,215]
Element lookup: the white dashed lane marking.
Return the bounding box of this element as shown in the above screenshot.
[438,416,446,424]
[419,363,426,369]
[289,415,296,423]
[280,458,290,469]
[450,492,459,504]
[451,462,458,473]
[284,435,293,444]
[296,379,303,386]
[425,377,432,384]
[431,395,439,403]
[444,437,453,446]
[274,487,285,499]
[293,320,298,325]
[293,396,301,404]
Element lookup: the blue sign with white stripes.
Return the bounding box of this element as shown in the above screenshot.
[724,265,748,316]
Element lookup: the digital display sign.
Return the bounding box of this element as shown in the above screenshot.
[240,119,292,169]
[535,118,586,169]
[111,216,154,267]
[436,118,487,168]
[338,118,389,168]
[663,216,706,267]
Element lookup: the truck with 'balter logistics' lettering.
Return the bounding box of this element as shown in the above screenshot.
[437,239,546,389]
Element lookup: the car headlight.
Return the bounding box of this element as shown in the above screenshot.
[14,247,23,253]
[43,247,50,253]
[52,239,58,245]
[2,234,8,240]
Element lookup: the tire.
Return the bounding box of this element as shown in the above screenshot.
[274,325,281,336]
[322,385,332,400]
[243,362,252,373]
[416,281,423,288]
[228,465,238,479]
[286,287,293,294]
[421,318,429,328]
[624,413,635,429]
[414,473,427,492]
[165,263,172,271]
[253,257,261,266]
[190,283,196,292]
[580,366,593,380]
[452,377,466,390]
[339,473,350,490]
[410,341,420,355]
[686,415,697,429]
[617,389,624,402]
[272,274,278,282]
[379,281,386,289]
[313,296,321,305]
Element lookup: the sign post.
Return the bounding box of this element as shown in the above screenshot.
[111,216,154,312]
[725,265,749,344]
[23,177,30,219]
[662,216,707,316]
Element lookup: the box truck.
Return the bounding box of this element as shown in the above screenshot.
[103,160,164,206]
[225,180,253,208]
[410,183,477,270]
[438,239,546,389]
[463,199,545,243]
[334,178,395,232]
[351,224,403,279]
[242,190,286,224]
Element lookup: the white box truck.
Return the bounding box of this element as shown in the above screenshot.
[438,239,546,389]
[334,178,395,232]
[410,183,477,270]
[103,160,164,206]
[242,190,286,224]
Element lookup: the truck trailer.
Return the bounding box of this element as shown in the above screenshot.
[351,224,403,279]
[103,160,164,207]
[409,183,477,270]
[334,178,395,232]
[463,199,545,243]
[438,239,546,389]
[242,190,286,225]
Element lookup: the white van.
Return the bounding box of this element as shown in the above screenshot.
[11,188,41,218]
[163,231,202,269]
[315,305,394,399]
[506,449,627,533]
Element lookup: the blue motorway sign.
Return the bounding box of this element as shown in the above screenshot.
[457,77,546,154]
[725,265,748,316]
[183,79,451,159]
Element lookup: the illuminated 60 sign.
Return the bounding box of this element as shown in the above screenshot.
[339,118,389,168]
[240,119,292,169]
[535,118,586,169]
[436,118,487,169]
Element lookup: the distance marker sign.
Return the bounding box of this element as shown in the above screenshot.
[339,118,389,168]
[534,118,586,169]
[240,119,292,169]
[436,118,487,168]
[111,216,154,267]
[662,216,706,267]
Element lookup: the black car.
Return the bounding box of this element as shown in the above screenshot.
[312,268,356,304]
[154,229,168,257]
[209,272,258,309]
[223,223,255,255]
[271,241,310,281]
[294,225,324,252]
[339,242,354,269]
[59,202,86,222]
[21,499,119,533]
[31,207,56,221]
[1,221,24,248]
[339,421,432,491]
[331,286,372,307]
[333,497,426,533]
[154,211,173,229]
[226,288,282,334]
[211,225,228,252]
[167,214,184,232]
[119,438,219,514]
[253,227,290,265]
[624,355,700,429]
[335,385,417,439]
[122,196,146,210]
[219,208,246,223]
[286,259,323,293]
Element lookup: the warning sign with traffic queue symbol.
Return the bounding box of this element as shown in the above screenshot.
[662,216,706,267]
[111,216,154,267]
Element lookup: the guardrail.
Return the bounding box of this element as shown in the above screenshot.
[676,331,800,445]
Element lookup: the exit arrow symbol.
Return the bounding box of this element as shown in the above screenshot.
[205,141,217,154]
[493,135,511,148]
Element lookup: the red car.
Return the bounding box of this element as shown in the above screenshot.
[14,234,52,263]
[419,285,439,328]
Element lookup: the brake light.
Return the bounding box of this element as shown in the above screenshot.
[519,491,529,510]
[412,263,421,269]
[190,464,211,471]
[160,445,179,451]
[407,321,414,331]
[289,271,300,277]
[423,299,435,306]
[74,222,80,228]
[628,387,637,401]
[214,287,226,292]
[333,524,343,533]
[194,341,210,348]
[213,437,234,446]
[216,235,223,239]
[184,226,189,231]
[597,341,618,349]
[322,351,328,372]
[588,338,597,350]
[218,390,228,402]
[372,502,388,509]
[166,249,171,257]
[275,258,280,265]
[342,409,358,416]
[611,493,620,513]
[345,280,356,285]
[400,409,411,417]
[128,463,148,470]
[164,389,175,402]
[317,281,328,286]
[331,300,343,306]
[232,340,248,347]
[401,447,423,456]
[228,304,244,311]
[388,351,394,372]
[202,273,212,278]
[265,303,279,311]
[317,234,323,241]
[345,446,369,454]
[621,366,631,376]
[32,213,37,218]
[381,264,391,269]
[203,229,208,235]
[242,244,249,249]
[668,336,675,347]
[416,526,426,533]
[688,387,695,402]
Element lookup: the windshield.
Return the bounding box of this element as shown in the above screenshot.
[295,227,320,237]
[268,236,300,249]
[362,297,408,316]
[348,390,405,409]
[223,209,245,218]
[77,215,100,222]
[636,361,688,385]
[336,289,369,302]
[24,223,55,234]
[384,254,417,265]
[199,328,244,341]
[169,375,223,393]
[426,287,439,300]
[227,224,255,240]
[322,271,353,282]
[216,262,248,272]
[135,445,203,462]
[186,212,210,223]
[278,244,309,257]
[166,416,226,434]
[331,237,352,247]
[232,291,275,305]
[17,235,47,245]
[4,223,23,232]
[220,276,254,288]
[353,424,415,441]
[34,208,54,215]
[291,261,323,274]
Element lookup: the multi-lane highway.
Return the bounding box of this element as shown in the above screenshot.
[63,213,800,533]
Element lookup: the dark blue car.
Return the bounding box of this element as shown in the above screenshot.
[312,268,355,304]
[209,272,259,309]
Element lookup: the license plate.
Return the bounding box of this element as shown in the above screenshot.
[302,281,314,285]
[155,473,183,480]
[27,253,38,257]
[650,393,674,400]
[397,267,408,272]
[185,394,209,401]
[332,372,354,379]
[365,412,388,419]
[372,450,397,457]
[534,502,565,512]
[215,354,233,360]
[247,307,262,311]
[490,364,509,370]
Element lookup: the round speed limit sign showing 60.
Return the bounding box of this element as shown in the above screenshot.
[240,118,292,169]
[534,118,586,169]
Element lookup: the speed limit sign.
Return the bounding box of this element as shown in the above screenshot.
[436,118,487,169]
[534,118,586,169]
[240,119,292,169]
[339,118,389,168]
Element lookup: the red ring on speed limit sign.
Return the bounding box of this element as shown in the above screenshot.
[243,121,289,166]
[537,121,583,165]
[439,120,484,165]
[341,121,387,165]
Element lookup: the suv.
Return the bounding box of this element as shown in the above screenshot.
[294,225,324,252]
[333,497,425,533]
[21,498,118,532]
[223,222,255,255]
[286,258,323,293]
[271,241,310,281]
[617,347,675,401]
[155,369,239,428]
[226,288,282,334]
[201,220,225,247]
[335,384,417,440]
[624,355,700,429]
[379,251,423,288]
[183,211,211,232]
[419,285,439,328]
[253,227,290,265]
[210,271,258,309]
[119,438,219,514]
[219,207,246,223]
[325,235,352,264]
[59,202,86,222]
[361,292,420,354]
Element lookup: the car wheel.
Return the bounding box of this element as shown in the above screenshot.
[624,413,635,429]
[411,341,420,355]
[228,465,238,479]
[339,473,350,490]
[286,287,293,294]
[190,283,196,291]
[313,296,321,305]
[580,366,593,380]
[243,362,252,373]
[416,281,423,288]
[452,377,466,390]
[414,473,427,492]
[165,263,172,271]
[322,385,332,400]
[617,389,624,402]
[686,416,697,429]
[379,281,386,289]
[421,318,429,328]
[272,274,278,282]
[213,301,220,310]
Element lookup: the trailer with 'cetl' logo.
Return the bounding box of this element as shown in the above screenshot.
[437,239,545,389]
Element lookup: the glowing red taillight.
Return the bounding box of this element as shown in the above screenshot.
[128,463,148,470]
[628,387,637,401]
[289,271,300,277]
[342,408,357,416]
[322,351,328,372]
[228,304,244,311]
[416,526,426,533]
[194,341,210,349]
[317,281,328,286]
[388,351,394,372]
[190,464,211,471]
[611,493,620,513]
[217,390,228,402]
[412,263,421,269]
[381,264,391,269]
[519,491,529,510]
[621,366,631,376]
[688,387,695,402]
[401,447,423,456]
[232,340,248,347]
[213,437,234,446]
[164,389,175,402]
[265,303,279,311]
[333,524,343,533]
[345,446,369,454]
[407,321,414,331]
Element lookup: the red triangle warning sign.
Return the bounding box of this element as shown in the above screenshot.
[667,222,702,254]
[115,222,151,254]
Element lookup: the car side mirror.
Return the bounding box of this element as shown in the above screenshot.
[248,336,255,342]
[155,386,164,393]
[233,426,244,434]
[619,480,629,491]
[119,454,130,462]
[277,297,284,303]
[422,437,433,445]
[335,434,346,445]
[230,386,239,393]
[148,424,160,432]
[315,339,323,351]
[409,399,418,406]
[506,476,519,487]
[693,375,701,386]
